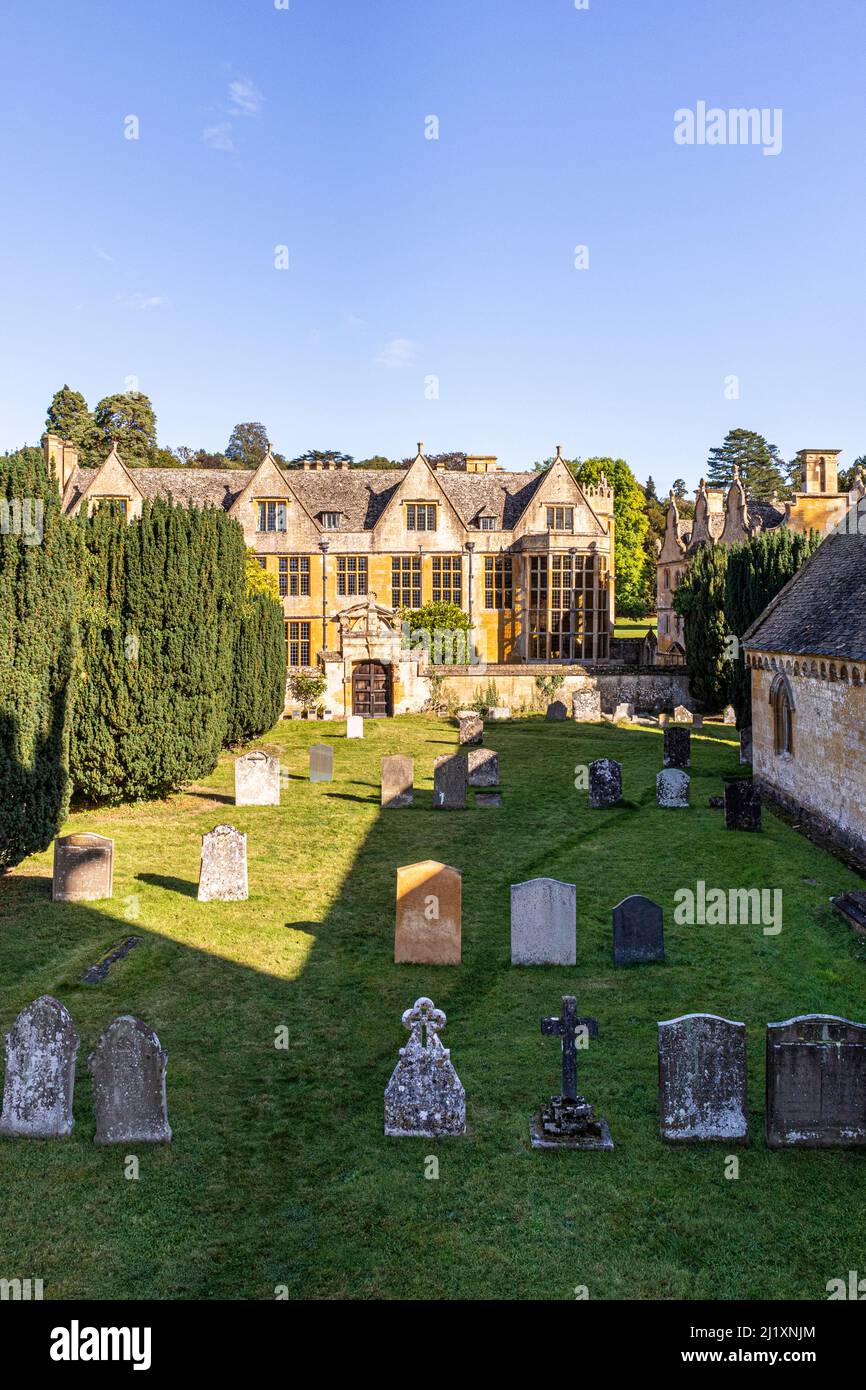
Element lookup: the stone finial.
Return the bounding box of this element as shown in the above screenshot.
[554,444,564,461]
[417,441,424,456]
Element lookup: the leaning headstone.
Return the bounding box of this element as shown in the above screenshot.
[384,997,465,1137]
[458,714,483,746]
[572,689,602,721]
[381,755,413,808]
[467,748,499,787]
[198,824,248,902]
[612,895,664,966]
[831,890,866,937]
[663,726,690,769]
[89,1016,172,1145]
[234,750,280,806]
[395,861,461,964]
[739,727,752,764]
[530,996,612,1150]
[511,878,576,965]
[52,833,114,903]
[725,779,761,832]
[766,1015,866,1148]
[723,705,737,725]
[612,702,634,722]
[433,753,467,809]
[346,715,363,739]
[673,704,693,724]
[0,997,79,1138]
[309,743,334,782]
[658,1014,748,1142]
[546,700,567,721]
[588,758,622,809]
[656,768,689,808]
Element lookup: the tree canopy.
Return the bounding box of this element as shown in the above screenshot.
[706,428,787,500]
[226,422,270,470]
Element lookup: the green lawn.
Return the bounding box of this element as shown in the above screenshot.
[614,616,658,639]
[1,716,864,1301]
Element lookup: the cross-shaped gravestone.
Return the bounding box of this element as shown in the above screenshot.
[531,995,612,1150]
[540,995,598,1101]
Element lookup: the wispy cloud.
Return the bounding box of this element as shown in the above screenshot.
[116,292,172,312]
[93,246,114,263]
[374,336,418,368]
[228,77,265,117]
[202,122,235,153]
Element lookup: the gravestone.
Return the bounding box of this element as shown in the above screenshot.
[381,755,413,808]
[489,706,511,720]
[384,997,465,1137]
[511,878,576,965]
[572,689,602,721]
[663,726,690,769]
[458,714,483,746]
[546,700,567,721]
[723,705,737,725]
[309,743,334,782]
[612,895,664,966]
[766,1015,866,1148]
[0,997,79,1138]
[613,702,634,722]
[89,1016,172,1145]
[739,727,752,764]
[475,792,502,807]
[658,1014,748,1142]
[658,712,668,727]
[346,715,363,739]
[588,758,622,809]
[52,833,114,903]
[433,753,467,809]
[530,996,612,1150]
[725,779,761,832]
[467,748,499,787]
[395,861,461,964]
[831,890,866,937]
[656,768,689,808]
[692,713,704,729]
[198,824,248,902]
[234,750,280,806]
[673,705,693,724]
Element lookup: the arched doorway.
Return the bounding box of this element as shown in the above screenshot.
[352,660,391,717]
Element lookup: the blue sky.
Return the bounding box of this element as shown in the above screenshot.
[1,0,864,485]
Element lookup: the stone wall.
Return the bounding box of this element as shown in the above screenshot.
[427,665,692,715]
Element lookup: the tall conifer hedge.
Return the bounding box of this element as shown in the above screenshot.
[225,591,286,746]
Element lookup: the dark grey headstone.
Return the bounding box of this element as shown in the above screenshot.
[766,1015,866,1148]
[384,997,465,1138]
[89,1015,172,1145]
[739,727,752,764]
[433,753,467,809]
[658,1014,748,1142]
[613,895,664,966]
[663,727,690,769]
[725,779,761,831]
[381,755,413,808]
[588,758,622,808]
[546,700,567,721]
[467,748,499,787]
[0,996,80,1138]
[458,715,483,746]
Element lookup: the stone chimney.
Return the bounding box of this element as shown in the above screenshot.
[796,449,841,496]
[42,433,79,494]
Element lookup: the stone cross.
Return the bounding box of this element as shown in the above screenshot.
[540,996,598,1101]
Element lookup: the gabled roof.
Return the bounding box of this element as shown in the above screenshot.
[743,534,866,661]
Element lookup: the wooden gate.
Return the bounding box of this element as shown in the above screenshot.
[352,661,391,718]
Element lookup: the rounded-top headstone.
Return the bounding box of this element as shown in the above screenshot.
[89,1015,172,1145]
[0,996,80,1138]
[234,750,280,806]
[656,768,689,808]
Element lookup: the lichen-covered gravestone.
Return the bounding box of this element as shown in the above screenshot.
[511,878,576,965]
[546,700,567,721]
[723,705,737,725]
[52,833,114,902]
[658,1014,748,1142]
[384,997,465,1137]
[198,824,248,902]
[673,705,693,724]
[309,743,334,782]
[89,1016,172,1145]
[530,996,612,1151]
[572,689,601,722]
[467,748,499,787]
[346,715,363,739]
[663,727,690,769]
[234,750,280,806]
[725,778,762,831]
[656,768,689,808]
[0,996,79,1138]
[588,758,622,808]
[612,895,664,966]
[739,727,753,764]
[766,1015,866,1148]
[433,753,467,809]
[395,861,461,964]
[381,755,413,808]
[458,714,483,746]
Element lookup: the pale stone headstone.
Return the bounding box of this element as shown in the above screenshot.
[546,700,567,721]
[725,779,761,831]
[511,878,576,965]
[309,743,334,782]
[656,768,689,808]
[766,1015,866,1148]
[395,861,461,964]
[52,833,114,903]
[723,705,737,725]
[739,727,752,764]
[658,711,668,727]
[381,755,413,808]
[384,997,465,1137]
[458,714,483,746]
[572,689,602,721]
[588,758,622,808]
[0,997,79,1138]
[234,750,280,806]
[433,753,467,809]
[663,727,690,769]
[346,715,363,739]
[89,1016,172,1145]
[489,706,512,720]
[613,895,664,966]
[673,704,693,724]
[198,824,248,902]
[658,1014,748,1142]
[613,702,634,722]
[467,748,499,787]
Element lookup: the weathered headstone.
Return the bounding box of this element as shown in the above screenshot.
[588,758,622,808]
[656,768,689,808]
[546,700,567,721]
[511,878,576,965]
[766,1015,866,1148]
[673,704,693,723]
[663,726,690,769]
[346,715,363,739]
[530,996,612,1150]
[613,702,634,722]
[692,713,704,729]
[725,778,762,832]
[723,705,737,725]
[572,688,602,721]
[381,755,413,808]
[489,706,512,720]
[234,750,280,806]
[52,833,114,903]
[198,824,248,902]
[89,1016,172,1145]
[658,1014,748,1142]
[0,997,79,1138]
[395,861,461,964]
[309,743,334,782]
[467,748,499,787]
[831,890,866,937]
[658,711,668,727]
[458,714,483,746]
[739,727,752,764]
[384,997,465,1137]
[433,753,467,809]
[612,895,664,966]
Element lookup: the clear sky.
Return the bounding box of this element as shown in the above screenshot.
[1,0,864,486]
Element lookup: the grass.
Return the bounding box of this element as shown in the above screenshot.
[1,715,865,1301]
[614,616,658,639]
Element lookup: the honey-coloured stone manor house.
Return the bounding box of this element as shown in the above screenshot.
[45,434,620,717]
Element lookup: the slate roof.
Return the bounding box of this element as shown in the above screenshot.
[747,499,786,530]
[65,465,244,511]
[742,534,866,661]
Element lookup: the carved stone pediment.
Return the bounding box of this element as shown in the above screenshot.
[336,593,406,667]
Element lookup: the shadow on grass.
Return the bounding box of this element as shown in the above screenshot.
[137,873,198,899]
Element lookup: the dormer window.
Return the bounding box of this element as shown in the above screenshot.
[406,503,437,532]
[546,506,574,531]
[320,511,341,530]
[258,500,287,532]
[478,515,496,531]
